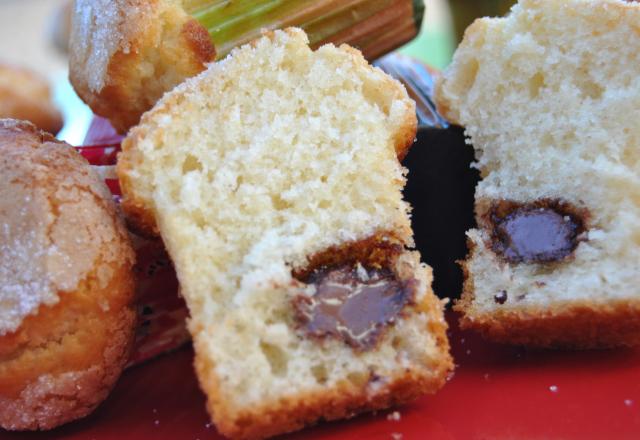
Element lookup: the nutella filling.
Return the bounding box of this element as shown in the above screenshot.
[490,201,585,264]
[293,264,415,350]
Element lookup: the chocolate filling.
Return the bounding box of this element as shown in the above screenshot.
[292,264,416,350]
[494,291,508,304]
[488,200,587,264]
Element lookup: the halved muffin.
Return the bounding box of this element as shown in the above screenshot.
[437,0,640,348]
[118,28,451,439]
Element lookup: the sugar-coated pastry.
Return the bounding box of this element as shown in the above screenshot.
[118,29,452,439]
[69,0,425,135]
[0,120,136,429]
[0,65,63,135]
[69,0,215,134]
[436,0,640,348]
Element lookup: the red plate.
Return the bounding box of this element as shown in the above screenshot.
[3,311,639,440]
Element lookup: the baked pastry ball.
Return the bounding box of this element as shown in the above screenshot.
[0,120,136,429]
[118,29,452,439]
[436,0,640,347]
[69,0,424,135]
[0,65,63,135]
[69,0,215,134]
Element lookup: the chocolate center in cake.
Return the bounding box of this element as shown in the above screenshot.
[489,200,586,264]
[292,264,416,350]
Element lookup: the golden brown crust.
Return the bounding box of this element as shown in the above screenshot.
[182,17,217,63]
[207,367,450,440]
[0,65,63,134]
[117,145,161,237]
[392,100,418,161]
[0,306,135,430]
[455,239,640,348]
[0,119,136,430]
[69,0,215,133]
[456,297,640,349]
[196,282,452,440]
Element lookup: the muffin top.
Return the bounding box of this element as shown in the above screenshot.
[0,119,129,335]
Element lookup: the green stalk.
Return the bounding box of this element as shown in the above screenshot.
[186,0,425,61]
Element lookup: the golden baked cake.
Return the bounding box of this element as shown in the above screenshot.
[0,65,63,135]
[436,0,640,347]
[118,28,452,439]
[0,120,136,429]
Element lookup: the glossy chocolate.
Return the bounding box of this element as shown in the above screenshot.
[293,264,415,350]
[492,205,581,264]
[494,291,508,305]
